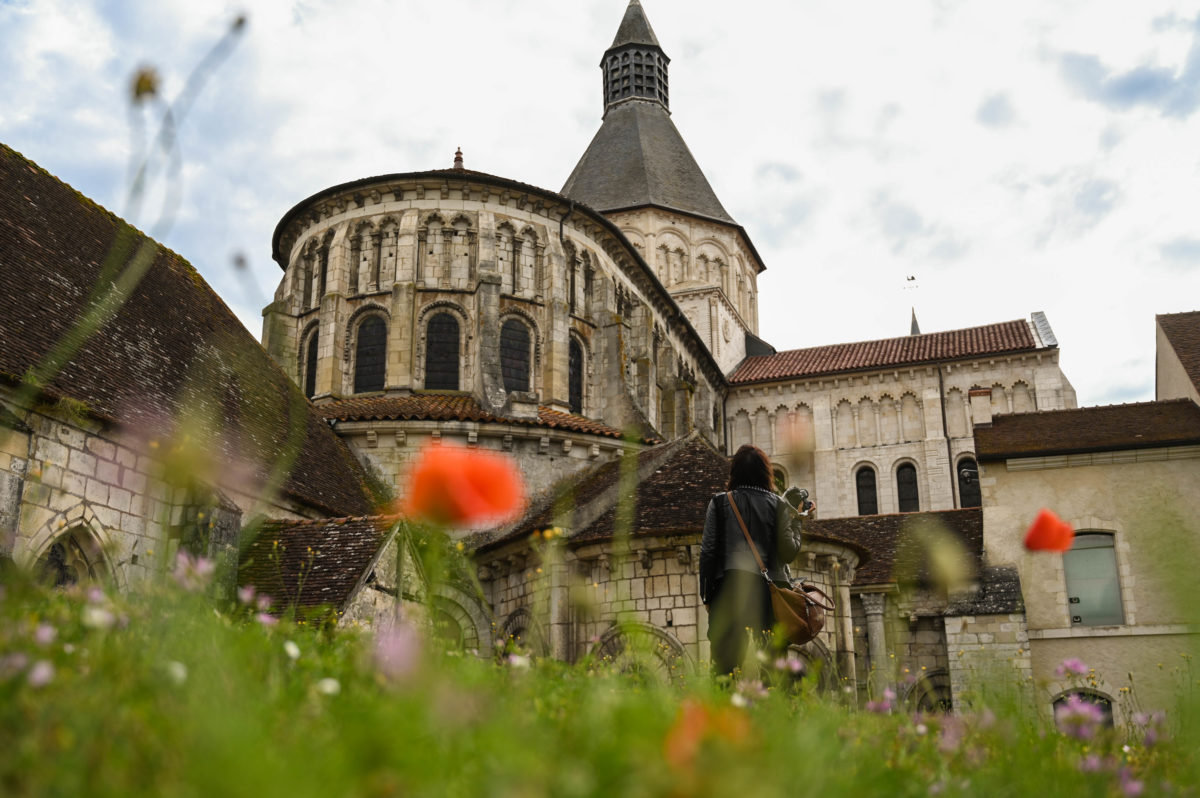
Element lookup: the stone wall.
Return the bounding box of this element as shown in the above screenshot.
[266,175,727,448]
[0,397,317,589]
[944,613,1032,708]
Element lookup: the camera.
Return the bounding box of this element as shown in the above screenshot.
[783,486,815,515]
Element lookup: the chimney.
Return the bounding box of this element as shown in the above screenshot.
[968,388,992,426]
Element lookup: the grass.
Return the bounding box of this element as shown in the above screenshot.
[0,573,1195,798]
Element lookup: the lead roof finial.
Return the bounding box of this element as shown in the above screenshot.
[453,147,464,170]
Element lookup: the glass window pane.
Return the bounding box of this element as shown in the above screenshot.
[856,467,877,515]
[1063,535,1123,626]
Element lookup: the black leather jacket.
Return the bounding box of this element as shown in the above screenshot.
[699,487,803,603]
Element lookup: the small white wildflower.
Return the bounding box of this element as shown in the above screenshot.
[915,723,928,736]
[166,661,188,685]
[82,605,115,630]
[507,653,531,669]
[284,640,301,660]
[316,678,341,696]
[731,692,748,708]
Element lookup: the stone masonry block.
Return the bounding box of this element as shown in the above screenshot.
[86,437,116,461]
[85,478,109,505]
[69,449,97,477]
[40,440,69,468]
[96,460,120,486]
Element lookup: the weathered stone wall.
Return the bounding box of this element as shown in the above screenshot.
[944,613,1032,708]
[981,444,1200,722]
[1,398,316,589]
[606,207,761,375]
[727,351,1076,517]
[266,177,726,448]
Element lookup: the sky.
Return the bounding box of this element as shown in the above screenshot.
[2,0,1199,407]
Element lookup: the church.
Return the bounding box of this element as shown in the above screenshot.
[2,1,1198,720]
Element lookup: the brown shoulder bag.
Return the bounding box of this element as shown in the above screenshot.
[726,492,835,646]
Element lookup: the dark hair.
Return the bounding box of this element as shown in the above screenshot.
[729,444,773,491]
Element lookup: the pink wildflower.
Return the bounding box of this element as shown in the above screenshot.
[27,660,54,688]
[375,612,422,682]
[1118,768,1144,797]
[867,687,897,714]
[255,612,278,626]
[172,551,216,592]
[33,624,57,646]
[1055,657,1089,678]
[1055,694,1105,740]
[237,585,256,605]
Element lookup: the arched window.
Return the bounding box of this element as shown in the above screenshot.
[425,313,460,390]
[568,338,583,414]
[957,457,981,508]
[36,527,104,588]
[353,316,387,393]
[1064,533,1124,626]
[303,330,319,399]
[500,318,531,393]
[855,466,878,515]
[772,465,788,493]
[1053,691,1114,731]
[896,463,919,512]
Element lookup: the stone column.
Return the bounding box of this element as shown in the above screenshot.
[830,556,856,686]
[861,592,889,696]
[548,558,570,661]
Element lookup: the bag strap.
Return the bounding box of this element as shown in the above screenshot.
[726,492,771,583]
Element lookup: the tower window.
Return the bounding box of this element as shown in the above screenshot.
[856,466,878,515]
[569,338,583,414]
[425,313,460,390]
[353,316,387,394]
[500,318,531,394]
[896,463,919,512]
[303,330,319,399]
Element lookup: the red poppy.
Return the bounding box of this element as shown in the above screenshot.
[1024,508,1074,552]
[401,444,525,527]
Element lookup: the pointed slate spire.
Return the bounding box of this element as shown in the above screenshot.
[602,0,670,114]
[611,0,660,48]
[910,308,922,336]
[562,1,734,224]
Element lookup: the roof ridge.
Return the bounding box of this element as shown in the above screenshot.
[759,318,1030,358]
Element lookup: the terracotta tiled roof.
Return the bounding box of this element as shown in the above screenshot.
[975,399,1200,460]
[239,515,396,614]
[1158,311,1200,394]
[728,320,1039,384]
[318,394,656,442]
[805,509,983,587]
[0,144,373,516]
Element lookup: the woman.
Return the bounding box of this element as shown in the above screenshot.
[699,444,803,675]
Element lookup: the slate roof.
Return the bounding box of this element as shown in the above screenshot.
[975,399,1200,461]
[0,144,373,516]
[611,0,660,47]
[572,434,730,542]
[1158,311,1200,394]
[945,566,1025,616]
[805,509,983,588]
[318,394,655,442]
[239,515,395,614]
[561,98,735,225]
[478,434,865,559]
[729,320,1040,384]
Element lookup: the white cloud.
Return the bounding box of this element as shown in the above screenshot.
[2,0,1198,407]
